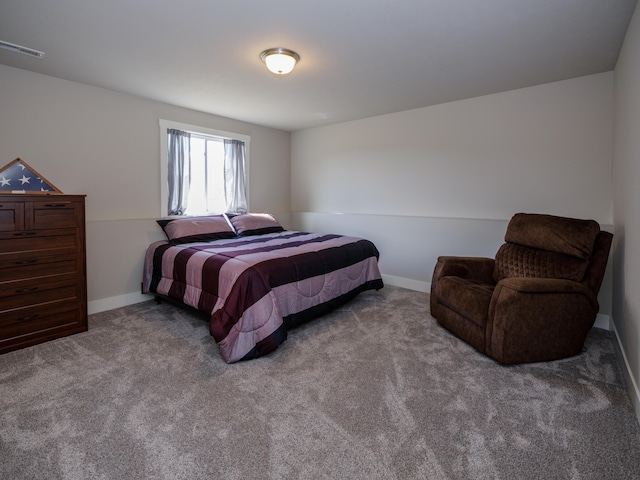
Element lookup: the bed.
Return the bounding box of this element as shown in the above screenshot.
[142,213,384,363]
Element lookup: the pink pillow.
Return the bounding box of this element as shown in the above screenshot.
[228,213,284,237]
[157,215,236,244]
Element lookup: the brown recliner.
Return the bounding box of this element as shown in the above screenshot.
[430,213,613,364]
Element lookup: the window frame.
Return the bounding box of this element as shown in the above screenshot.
[159,119,251,217]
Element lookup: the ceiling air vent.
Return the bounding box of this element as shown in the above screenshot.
[0,40,45,58]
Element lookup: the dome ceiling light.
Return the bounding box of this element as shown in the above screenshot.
[260,48,300,75]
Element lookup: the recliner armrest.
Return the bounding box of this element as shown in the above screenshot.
[432,256,495,284]
[485,277,600,364]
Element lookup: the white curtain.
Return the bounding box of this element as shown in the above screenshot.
[224,139,248,214]
[167,129,191,215]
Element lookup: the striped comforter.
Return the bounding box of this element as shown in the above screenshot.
[142,231,383,362]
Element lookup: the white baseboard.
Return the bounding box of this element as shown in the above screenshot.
[382,274,430,293]
[91,279,614,332]
[610,319,640,427]
[88,292,153,315]
[88,276,432,315]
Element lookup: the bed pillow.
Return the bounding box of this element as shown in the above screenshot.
[157,215,236,244]
[228,213,285,237]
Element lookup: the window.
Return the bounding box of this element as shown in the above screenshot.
[186,134,225,215]
[159,120,250,217]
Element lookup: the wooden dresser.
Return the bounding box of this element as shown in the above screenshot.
[0,194,87,353]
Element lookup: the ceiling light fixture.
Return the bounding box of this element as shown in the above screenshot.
[260,48,300,75]
[0,40,45,58]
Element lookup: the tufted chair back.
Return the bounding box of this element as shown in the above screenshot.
[492,213,601,285]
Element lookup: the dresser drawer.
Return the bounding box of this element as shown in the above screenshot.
[0,301,86,353]
[0,197,83,232]
[0,274,78,310]
[30,201,82,230]
[0,229,78,252]
[0,202,24,232]
[0,300,81,335]
[0,253,78,282]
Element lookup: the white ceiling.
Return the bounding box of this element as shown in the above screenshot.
[0,0,637,132]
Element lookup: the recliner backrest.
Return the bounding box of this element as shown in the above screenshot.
[493,213,601,284]
[582,231,613,294]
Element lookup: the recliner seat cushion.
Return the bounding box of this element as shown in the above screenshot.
[434,276,494,328]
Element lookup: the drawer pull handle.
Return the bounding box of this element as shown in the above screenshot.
[17,314,39,322]
[15,259,37,265]
[44,203,68,208]
[16,287,38,293]
[14,231,37,236]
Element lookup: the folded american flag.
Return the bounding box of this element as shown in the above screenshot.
[0,158,61,193]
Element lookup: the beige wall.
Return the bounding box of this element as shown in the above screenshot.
[613,4,640,421]
[291,73,614,317]
[292,73,613,223]
[0,64,291,311]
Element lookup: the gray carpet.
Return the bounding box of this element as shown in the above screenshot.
[1,286,639,479]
